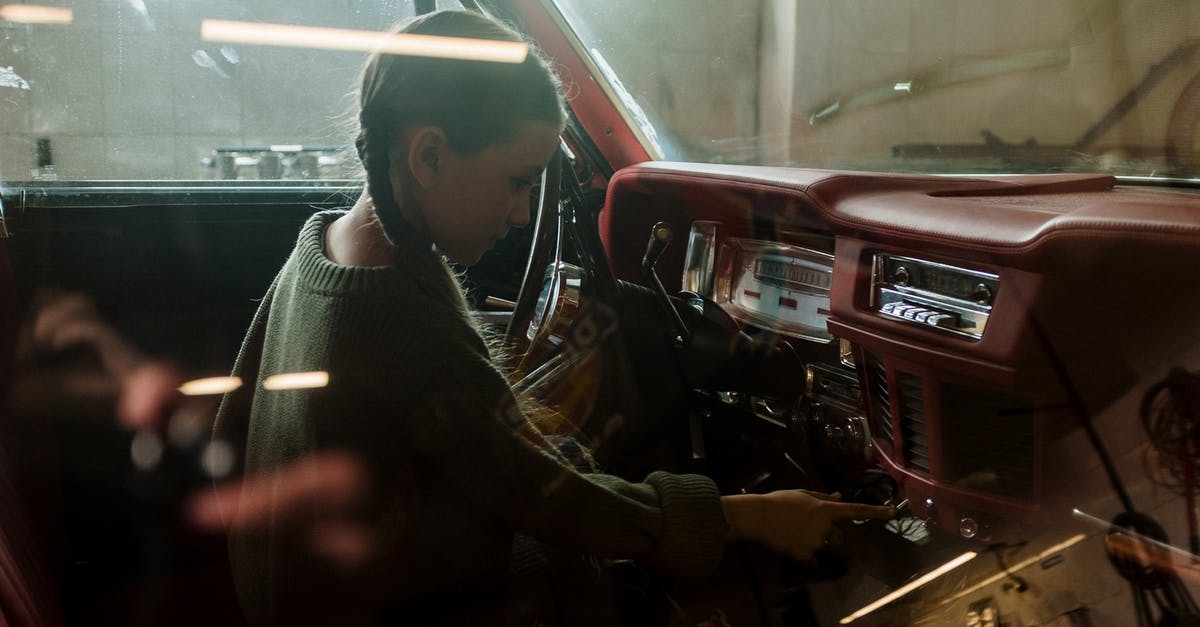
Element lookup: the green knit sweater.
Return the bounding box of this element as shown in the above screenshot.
[213,211,728,624]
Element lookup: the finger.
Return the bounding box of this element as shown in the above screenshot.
[31,292,96,338]
[309,520,378,573]
[118,362,183,429]
[826,526,845,548]
[797,489,842,502]
[189,453,367,531]
[829,502,897,521]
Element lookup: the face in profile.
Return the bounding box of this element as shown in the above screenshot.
[407,120,561,266]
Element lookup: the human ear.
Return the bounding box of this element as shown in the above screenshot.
[405,126,447,190]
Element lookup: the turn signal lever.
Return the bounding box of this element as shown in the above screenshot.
[640,222,805,397]
[641,222,690,344]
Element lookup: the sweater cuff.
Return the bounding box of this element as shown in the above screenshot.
[644,471,728,577]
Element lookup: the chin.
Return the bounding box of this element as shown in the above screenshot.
[450,250,485,267]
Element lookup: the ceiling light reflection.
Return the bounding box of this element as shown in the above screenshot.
[200,20,528,64]
[935,534,1088,610]
[262,371,329,391]
[0,4,72,24]
[178,376,243,396]
[839,551,978,624]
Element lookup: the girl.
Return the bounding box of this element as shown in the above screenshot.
[213,9,892,626]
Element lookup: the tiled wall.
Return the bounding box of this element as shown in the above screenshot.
[5,1,1195,179]
[784,0,1200,171]
[0,0,460,180]
[555,0,1200,171]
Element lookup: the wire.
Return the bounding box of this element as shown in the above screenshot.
[1140,368,1200,554]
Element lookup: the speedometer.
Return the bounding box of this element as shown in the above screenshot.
[714,239,835,343]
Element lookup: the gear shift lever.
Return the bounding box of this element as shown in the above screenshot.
[641,222,690,344]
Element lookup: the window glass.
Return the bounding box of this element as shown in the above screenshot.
[0,0,462,181]
[552,0,1200,179]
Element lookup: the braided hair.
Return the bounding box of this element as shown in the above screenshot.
[354,10,565,249]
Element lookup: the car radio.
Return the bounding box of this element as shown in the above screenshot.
[870,254,999,341]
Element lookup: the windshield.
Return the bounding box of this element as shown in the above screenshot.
[551,0,1200,180]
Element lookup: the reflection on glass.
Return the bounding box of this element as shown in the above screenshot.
[200,20,528,63]
[935,534,1088,610]
[201,440,237,479]
[178,376,243,396]
[262,371,329,391]
[0,4,72,24]
[130,430,165,471]
[839,551,978,624]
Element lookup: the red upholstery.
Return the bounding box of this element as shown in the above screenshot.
[0,237,59,627]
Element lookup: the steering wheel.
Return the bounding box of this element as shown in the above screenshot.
[505,142,621,366]
[504,148,564,356]
[501,142,695,475]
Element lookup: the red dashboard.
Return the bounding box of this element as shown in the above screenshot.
[600,162,1200,536]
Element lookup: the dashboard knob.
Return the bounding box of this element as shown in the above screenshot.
[893,266,910,285]
[972,283,993,305]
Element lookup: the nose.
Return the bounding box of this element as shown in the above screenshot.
[508,190,533,228]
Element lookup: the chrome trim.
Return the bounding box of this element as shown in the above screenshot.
[870,254,999,341]
[839,338,856,368]
[0,194,9,238]
[715,238,835,344]
[537,0,664,160]
[526,261,583,344]
[1116,175,1200,188]
[805,363,861,410]
[681,220,718,294]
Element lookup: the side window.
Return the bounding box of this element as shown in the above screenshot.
[0,0,462,182]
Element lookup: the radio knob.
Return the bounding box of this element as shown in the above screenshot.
[893,266,910,285]
[972,283,993,305]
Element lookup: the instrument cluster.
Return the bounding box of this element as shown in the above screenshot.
[682,222,836,344]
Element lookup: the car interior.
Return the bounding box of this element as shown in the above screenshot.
[2,0,1199,625]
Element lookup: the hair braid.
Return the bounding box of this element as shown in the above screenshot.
[355,116,408,249]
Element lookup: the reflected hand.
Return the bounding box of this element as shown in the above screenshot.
[188,453,377,572]
[722,489,895,561]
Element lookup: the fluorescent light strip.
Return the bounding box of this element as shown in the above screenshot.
[178,376,243,396]
[262,371,329,391]
[0,4,73,24]
[200,20,528,64]
[839,551,978,624]
[934,533,1088,610]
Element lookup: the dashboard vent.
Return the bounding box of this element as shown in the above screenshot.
[896,372,929,473]
[864,353,893,449]
[940,384,1036,501]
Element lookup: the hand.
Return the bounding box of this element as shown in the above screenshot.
[15,290,183,428]
[188,452,378,573]
[721,489,895,561]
